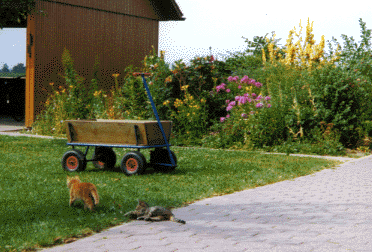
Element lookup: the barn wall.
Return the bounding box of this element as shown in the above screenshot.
[45,0,162,20]
[31,0,159,118]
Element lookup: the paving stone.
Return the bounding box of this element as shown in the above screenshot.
[42,155,372,252]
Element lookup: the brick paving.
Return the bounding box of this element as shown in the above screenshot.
[41,155,372,252]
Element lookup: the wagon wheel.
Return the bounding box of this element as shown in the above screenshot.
[150,148,177,172]
[92,147,117,170]
[62,149,87,172]
[120,151,147,175]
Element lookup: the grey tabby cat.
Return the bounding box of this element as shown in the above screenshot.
[124,199,186,224]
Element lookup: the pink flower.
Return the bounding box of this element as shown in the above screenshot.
[229,101,236,106]
[240,75,249,84]
[256,102,264,108]
[226,114,230,118]
[226,105,233,111]
[248,79,256,85]
[209,55,214,62]
[220,117,225,122]
[267,104,272,108]
[227,76,234,82]
[225,99,230,104]
[226,89,231,93]
[256,95,263,100]
[238,96,249,105]
[265,96,271,101]
[233,76,239,82]
[238,85,242,89]
[244,93,249,97]
[251,93,257,98]
[254,81,263,88]
[241,113,248,118]
[216,83,226,92]
[235,96,240,101]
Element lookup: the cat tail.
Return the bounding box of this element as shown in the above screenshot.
[170,216,186,224]
[91,188,99,205]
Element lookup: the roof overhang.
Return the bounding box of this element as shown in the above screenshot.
[151,0,185,21]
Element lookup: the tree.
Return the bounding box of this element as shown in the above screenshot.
[1,63,10,73]
[12,63,26,73]
[0,0,37,29]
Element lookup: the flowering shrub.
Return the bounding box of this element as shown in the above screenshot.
[215,75,271,123]
[202,75,273,148]
[163,85,207,144]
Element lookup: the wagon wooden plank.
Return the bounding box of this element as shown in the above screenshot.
[65,120,172,146]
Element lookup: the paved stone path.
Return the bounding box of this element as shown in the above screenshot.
[42,155,372,252]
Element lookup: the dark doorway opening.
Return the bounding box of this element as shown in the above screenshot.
[0,76,25,121]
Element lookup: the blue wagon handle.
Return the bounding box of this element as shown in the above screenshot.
[133,72,151,77]
[134,72,176,168]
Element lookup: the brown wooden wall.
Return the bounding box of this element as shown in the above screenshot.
[27,0,161,126]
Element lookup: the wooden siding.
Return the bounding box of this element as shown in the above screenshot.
[41,0,163,20]
[31,0,159,118]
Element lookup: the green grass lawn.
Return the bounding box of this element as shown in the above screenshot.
[0,135,341,251]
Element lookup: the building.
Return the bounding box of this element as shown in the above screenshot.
[1,0,184,127]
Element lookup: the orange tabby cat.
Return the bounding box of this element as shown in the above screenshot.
[66,175,99,211]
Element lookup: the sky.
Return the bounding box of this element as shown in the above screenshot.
[1,0,372,69]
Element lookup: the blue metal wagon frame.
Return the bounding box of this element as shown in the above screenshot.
[61,73,176,175]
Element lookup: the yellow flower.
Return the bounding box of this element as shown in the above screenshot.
[165,76,173,83]
[49,82,54,86]
[181,85,189,91]
[112,73,120,78]
[261,48,266,63]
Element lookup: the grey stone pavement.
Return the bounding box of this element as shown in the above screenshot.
[1,118,371,252]
[39,155,372,252]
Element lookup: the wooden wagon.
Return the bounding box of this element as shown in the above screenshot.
[61,73,177,175]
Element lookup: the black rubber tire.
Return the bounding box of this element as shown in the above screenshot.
[61,149,87,172]
[92,147,117,170]
[120,151,147,175]
[150,148,177,172]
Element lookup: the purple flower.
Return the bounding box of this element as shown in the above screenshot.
[241,113,248,118]
[256,102,264,108]
[220,117,225,122]
[265,96,271,101]
[226,89,231,93]
[267,104,272,108]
